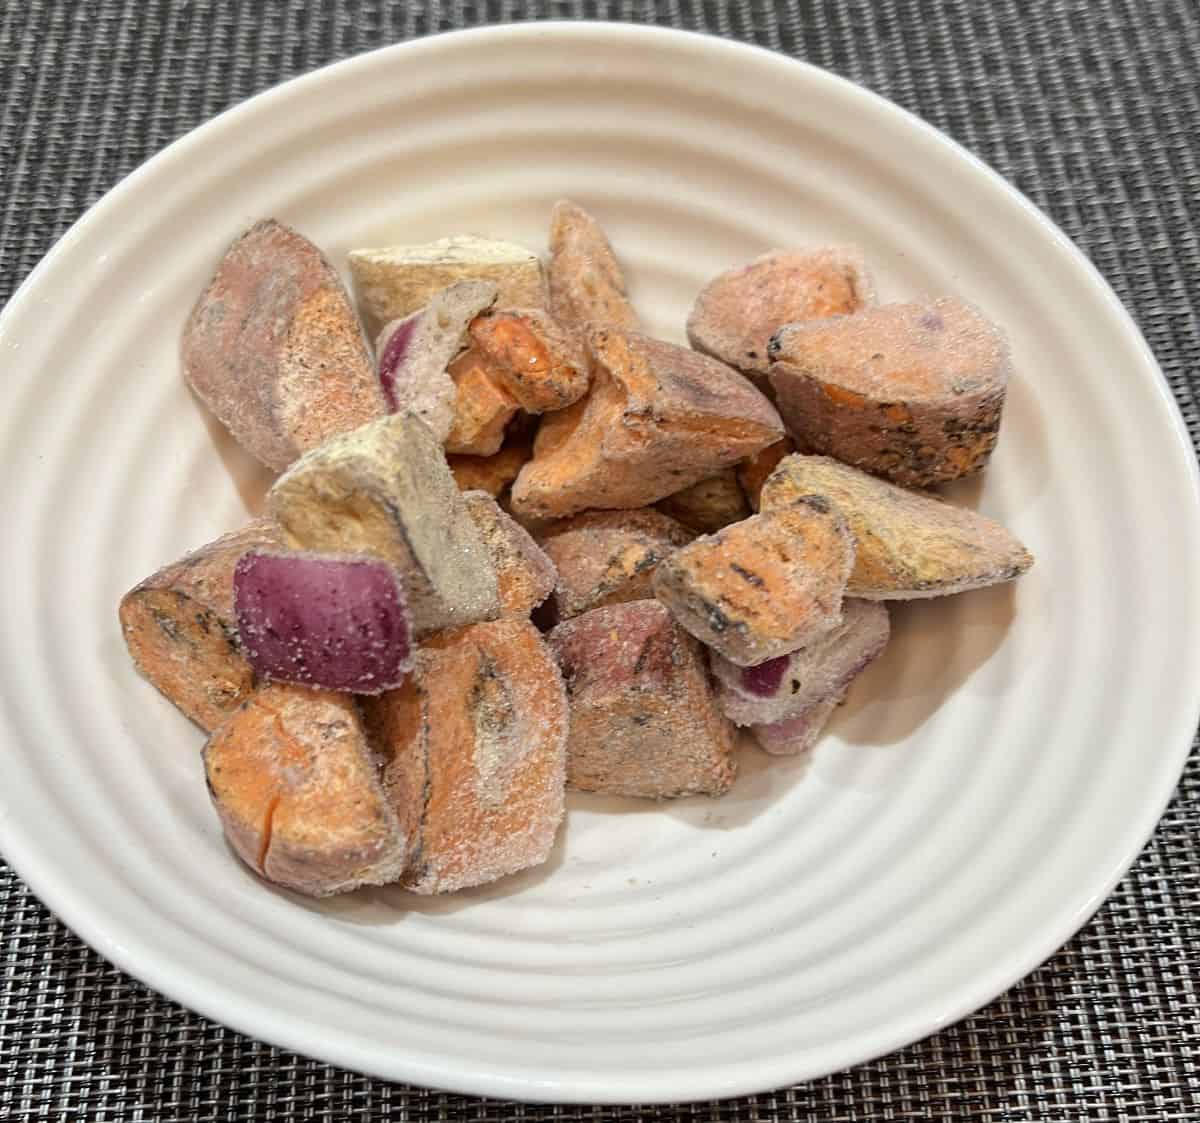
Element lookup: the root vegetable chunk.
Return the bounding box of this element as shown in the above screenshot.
[547,200,639,332]
[752,700,844,756]
[548,601,735,799]
[375,280,499,443]
[448,441,532,497]
[738,438,796,511]
[657,469,751,534]
[510,327,784,520]
[536,508,694,622]
[462,491,557,619]
[444,348,519,456]
[760,454,1033,598]
[710,599,889,726]
[269,413,499,635]
[234,551,414,693]
[364,620,567,894]
[119,520,282,732]
[469,307,589,414]
[768,298,1011,486]
[349,235,546,333]
[183,220,384,471]
[204,684,409,896]
[652,500,855,666]
[688,248,873,391]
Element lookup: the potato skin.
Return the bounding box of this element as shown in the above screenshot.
[547,600,736,799]
[183,219,384,472]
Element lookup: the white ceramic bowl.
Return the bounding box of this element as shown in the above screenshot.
[0,23,1197,1104]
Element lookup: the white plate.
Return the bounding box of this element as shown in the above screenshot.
[1,23,1197,1104]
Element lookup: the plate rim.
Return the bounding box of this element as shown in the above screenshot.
[2,20,1198,1104]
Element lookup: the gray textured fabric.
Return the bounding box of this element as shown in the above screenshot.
[1,1,1197,1118]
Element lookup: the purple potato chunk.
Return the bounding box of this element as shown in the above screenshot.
[235,551,414,694]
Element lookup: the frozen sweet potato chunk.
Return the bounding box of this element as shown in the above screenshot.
[652,500,854,666]
[751,699,844,756]
[375,280,498,443]
[760,454,1033,598]
[656,469,751,535]
[444,348,520,456]
[363,620,567,894]
[234,550,415,694]
[738,438,796,511]
[448,440,532,497]
[468,307,589,414]
[710,599,889,726]
[204,684,409,896]
[119,519,282,732]
[269,413,499,635]
[547,200,639,333]
[462,491,556,619]
[547,600,735,799]
[536,508,694,622]
[688,248,873,391]
[768,298,1011,486]
[183,220,384,472]
[510,327,785,520]
[349,235,547,333]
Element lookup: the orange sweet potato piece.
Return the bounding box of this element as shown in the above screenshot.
[547,200,640,333]
[687,248,873,391]
[469,307,589,414]
[535,508,694,622]
[547,600,736,799]
[652,500,854,666]
[768,298,1011,487]
[443,349,519,456]
[183,220,384,471]
[119,519,282,732]
[204,684,409,897]
[510,327,785,520]
[462,491,556,619]
[363,620,568,894]
[656,469,751,534]
[737,438,796,510]
[448,440,532,497]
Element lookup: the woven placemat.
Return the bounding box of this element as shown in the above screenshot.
[2,1,1197,1118]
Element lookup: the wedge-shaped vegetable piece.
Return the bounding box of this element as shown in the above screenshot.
[469,307,589,414]
[710,599,889,726]
[462,491,556,619]
[547,200,639,332]
[768,298,1010,486]
[269,413,499,634]
[657,469,751,535]
[738,438,796,511]
[119,519,282,732]
[448,440,532,497]
[350,235,546,332]
[233,551,414,693]
[547,600,735,799]
[688,248,873,391]
[183,220,384,472]
[204,684,409,896]
[751,699,844,756]
[363,620,567,894]
[510,327,785,520]
[760,454,1033,598]
[536,508,694,622]
[652,500,854,666]
[375,280,498,443]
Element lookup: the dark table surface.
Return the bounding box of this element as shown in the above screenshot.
[2,2,1198,1119]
